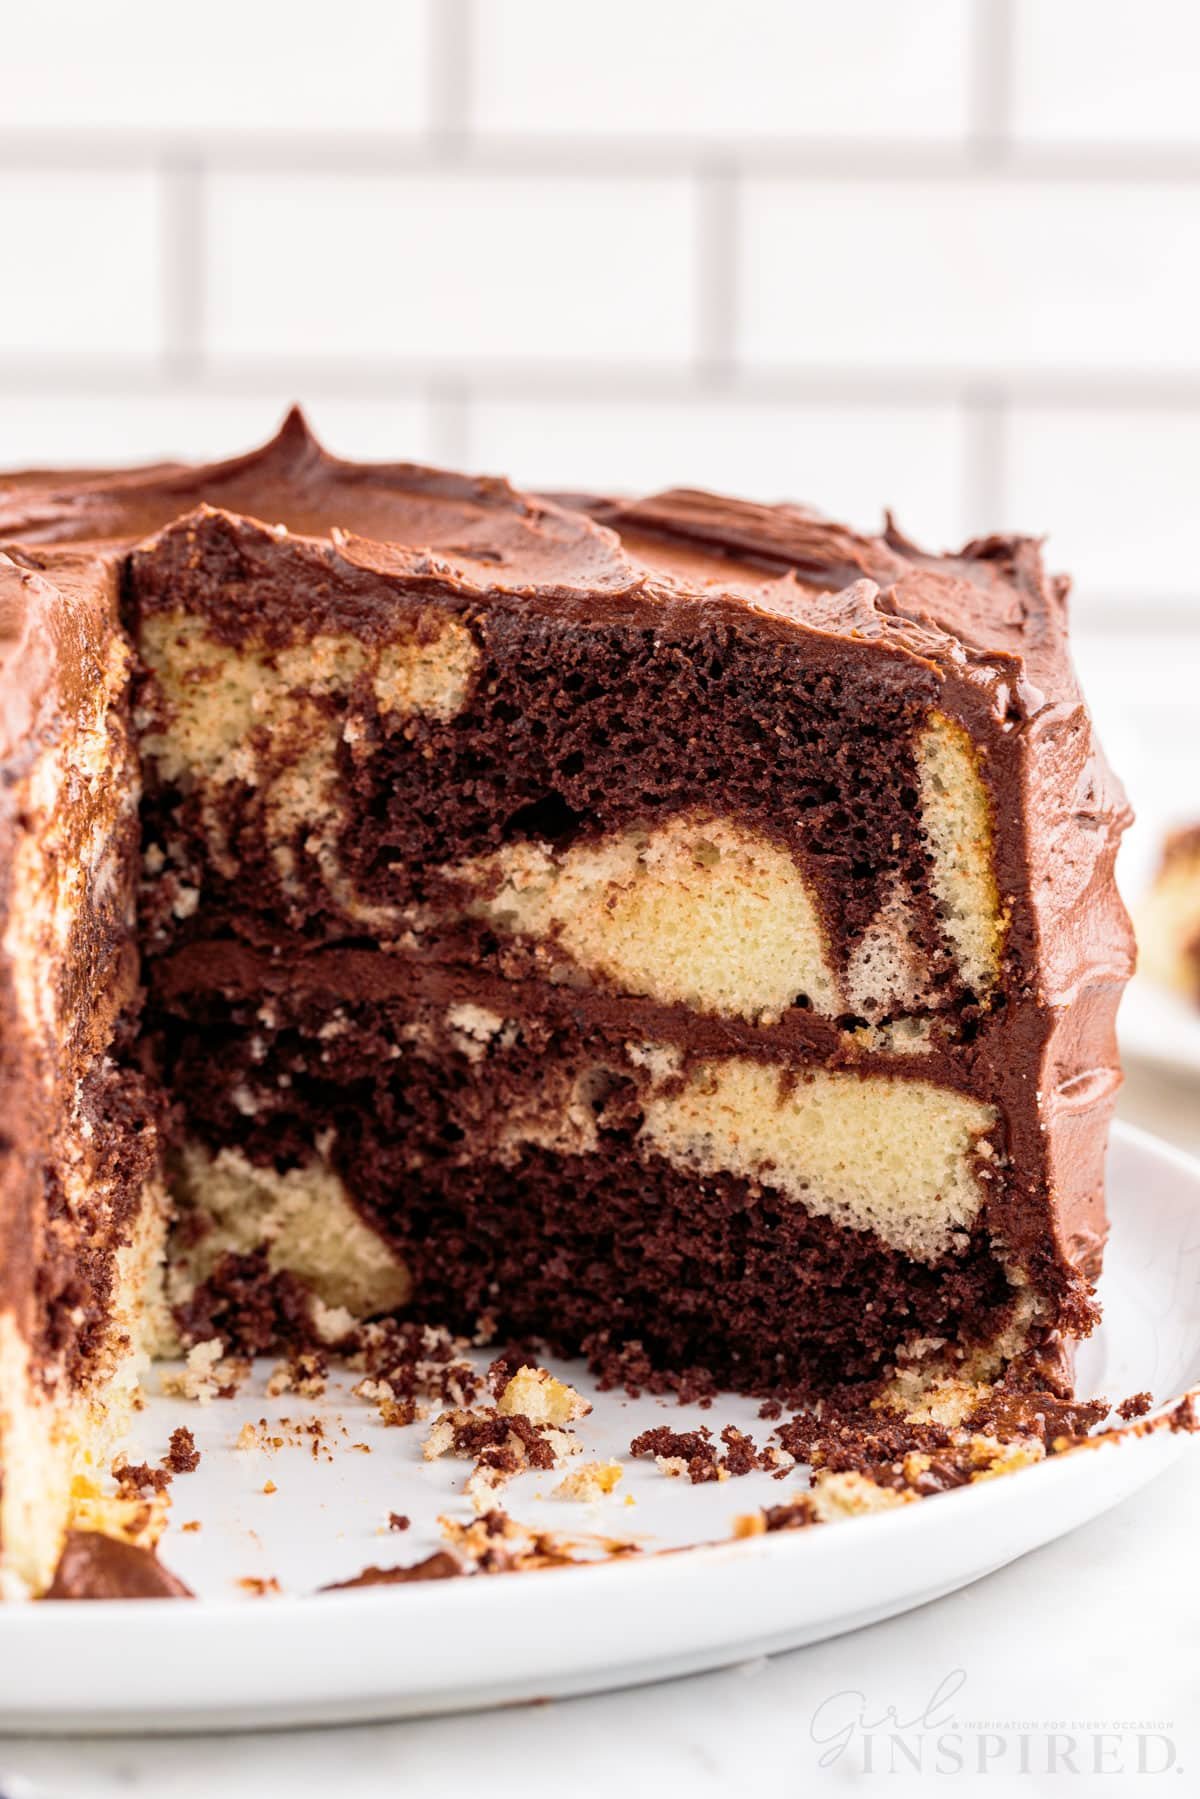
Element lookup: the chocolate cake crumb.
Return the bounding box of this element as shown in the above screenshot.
[349,1320,482,1409]
[1117,1391,1153,1421]
[761,1499,818,1532]
[424,1404,578,1508]
[165,1426,200,1474]
[629,1423,774,1484]
[425,1409,559,1473]
[387,1512,411,1532]
[719,1425,763,1477]
[773,1370,1112,1483]
[113,1459,172,1499]
[111,1422,200,1501]
[423,1369,589,1506]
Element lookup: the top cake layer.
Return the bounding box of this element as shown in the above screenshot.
[0,408,1131,1010]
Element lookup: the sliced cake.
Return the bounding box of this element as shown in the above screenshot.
[0,412,1134,1591]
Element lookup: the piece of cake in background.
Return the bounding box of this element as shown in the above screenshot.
[1138,827,1200,1005]
[0,411,1136,1591]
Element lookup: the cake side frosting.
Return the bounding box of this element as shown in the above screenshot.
[0,550,167,1594]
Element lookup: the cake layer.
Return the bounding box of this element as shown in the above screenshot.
[149,957,1057,1395]
[171,1133,1016,1398]
[128,509,976,1016]
[161,999,999,1255]
[150,929,1109,1311]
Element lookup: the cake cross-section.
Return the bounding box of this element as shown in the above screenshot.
[0,411,1133,1593]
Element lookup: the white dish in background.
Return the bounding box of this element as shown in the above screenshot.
[2,1122,1197,1736]
[1103,740,1200,1078]
[1119,976,1200,1080]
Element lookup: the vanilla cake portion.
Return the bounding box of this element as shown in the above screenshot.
[0,413,1133,1589]
[1138,826,1200,1004]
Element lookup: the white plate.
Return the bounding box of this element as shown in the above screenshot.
[3,1121,1198,1735]
[1121,976,1200,1080]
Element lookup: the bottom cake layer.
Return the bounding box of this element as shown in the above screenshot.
[168,1135,1021,1399]
[152,964,1056,1400]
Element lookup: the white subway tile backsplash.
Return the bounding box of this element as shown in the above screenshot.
[473,0,973,142]
[0,172,163,357]
[1013,1,1200,145]
[467,398,969,548]
[740,179,1200,375]
[1004,406,1200,609]
[0,0,431,133]
[0,0,1198,639]
[0,392,432,472]
[204,173,697,365]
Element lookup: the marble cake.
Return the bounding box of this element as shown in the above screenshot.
[0,411,1133,1594]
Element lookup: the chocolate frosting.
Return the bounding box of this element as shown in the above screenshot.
[44,1531,193,1600]
[321,1551,462,1590]
[0,406,1104,711]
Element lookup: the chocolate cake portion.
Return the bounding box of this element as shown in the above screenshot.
[0,411,1133,1589]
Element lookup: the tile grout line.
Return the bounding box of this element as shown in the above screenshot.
[159,154,205,379]
[968,0,1016,167]
[695,162,739,379]
[12,358,1200,408]
[12,134,1200,183]
[429,0,473,153]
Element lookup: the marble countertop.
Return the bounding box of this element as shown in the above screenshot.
[3,1073,1197,1799]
